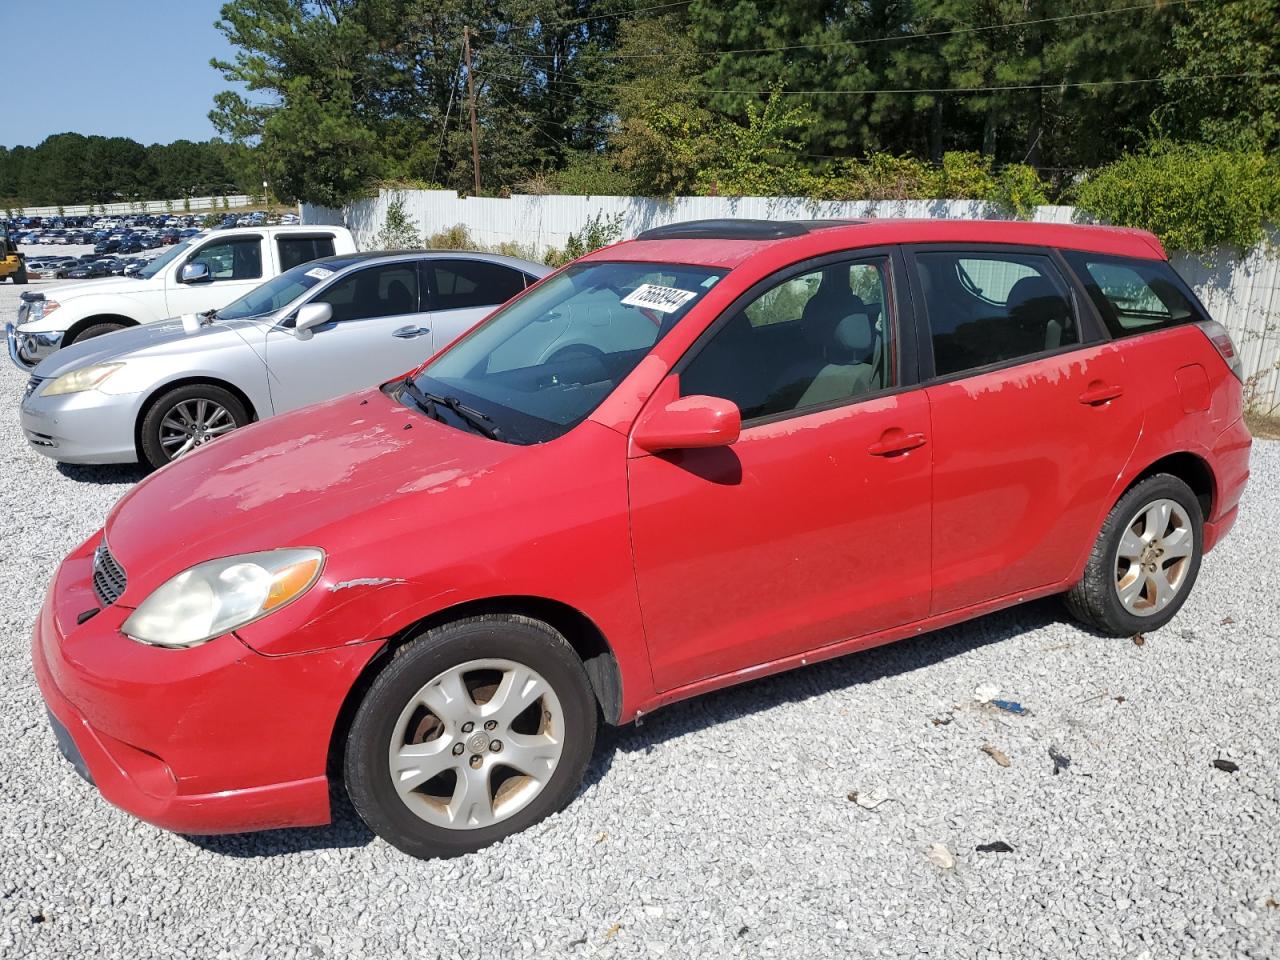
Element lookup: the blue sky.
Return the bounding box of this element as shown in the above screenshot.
[1,0,248,147]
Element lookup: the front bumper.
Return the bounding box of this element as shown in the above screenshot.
[20,381,143,465]
[31,535,384,835]
[7,321,62,371]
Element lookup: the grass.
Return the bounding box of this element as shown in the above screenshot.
[1245,408,1280,441]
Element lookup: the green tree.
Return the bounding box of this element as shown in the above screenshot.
[1164,0,1280,149]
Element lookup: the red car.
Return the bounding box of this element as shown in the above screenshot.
[33,218,1251,858]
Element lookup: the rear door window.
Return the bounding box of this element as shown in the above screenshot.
[1061,252,1203,338]
[911,250,1080,377]
[426,259,528,311]
[277,234,336,271]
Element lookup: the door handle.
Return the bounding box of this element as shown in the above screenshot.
[868,430,928,457]
[393,325,431,339]
[1078,382,1123,406]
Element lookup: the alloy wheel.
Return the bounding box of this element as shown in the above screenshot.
[1113,497,1195,617]
[159,398,236,460]
[388,658,565,830]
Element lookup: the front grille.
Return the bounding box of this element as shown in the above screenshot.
[24,376,40,400]
[91,541,127,606]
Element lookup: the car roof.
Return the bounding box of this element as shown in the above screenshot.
[306,249,551,274]
[584,218,1168,270]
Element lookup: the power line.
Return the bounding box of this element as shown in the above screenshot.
[475,68,1280,99]
[497,0,1205,61]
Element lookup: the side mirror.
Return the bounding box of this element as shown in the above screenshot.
[633,395,741,454]
[294,301,334,334]
[179,261,211,284]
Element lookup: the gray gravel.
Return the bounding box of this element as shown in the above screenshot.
[2,275,1278,959]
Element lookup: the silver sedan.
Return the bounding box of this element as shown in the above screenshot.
[20,251,551,468]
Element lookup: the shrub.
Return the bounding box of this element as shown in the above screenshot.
[544,211,625,267]
[423,223,472,250]
[1075,142,1280,252]
[936,151,996,200]
[373,194,423,250]
[993,164,1050,220]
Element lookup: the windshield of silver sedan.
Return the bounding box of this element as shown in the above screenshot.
[216,260,345,321]
[408,260,726,444]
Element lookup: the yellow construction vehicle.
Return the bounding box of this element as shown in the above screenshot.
[0,232,27,284]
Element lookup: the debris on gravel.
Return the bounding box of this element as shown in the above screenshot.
[976,841,1016,854]
[981,744,1012,767]
[2,279,1278,958]
[926,843,956,871]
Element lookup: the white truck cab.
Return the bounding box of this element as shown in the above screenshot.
[8,225,356,369]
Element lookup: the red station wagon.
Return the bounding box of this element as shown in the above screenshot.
[33,219,1251,858]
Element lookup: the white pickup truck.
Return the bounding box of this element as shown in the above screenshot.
[7,225,356,369]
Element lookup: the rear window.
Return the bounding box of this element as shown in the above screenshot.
[426,259,527,311]
[1062,252,1204,338]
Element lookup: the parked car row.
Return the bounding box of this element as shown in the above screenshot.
[15,217,1250,864]
[7,210,300,245]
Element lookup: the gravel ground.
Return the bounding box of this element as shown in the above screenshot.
[1,275,1278,959]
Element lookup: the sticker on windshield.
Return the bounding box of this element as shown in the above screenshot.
[305,267,334,280]
[620,283,699,314]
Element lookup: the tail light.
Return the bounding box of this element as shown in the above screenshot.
[1196,320,1243,381]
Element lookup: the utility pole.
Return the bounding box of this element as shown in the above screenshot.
[463,26,482,197]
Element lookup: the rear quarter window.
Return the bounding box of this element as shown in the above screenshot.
[1062,252,1205,338]
[278,235,336,271]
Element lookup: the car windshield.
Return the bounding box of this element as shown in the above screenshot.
[216,260,338,321]
[136,236,197,279]
[410,260,726,444]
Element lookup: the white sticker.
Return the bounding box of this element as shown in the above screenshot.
[305,267,334,280]
[620,283,698,314]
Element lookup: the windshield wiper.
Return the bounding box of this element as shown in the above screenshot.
[401,381,504,440]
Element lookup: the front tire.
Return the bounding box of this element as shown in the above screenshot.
[1064,473,1203,636]
[70,321,128,343]
[345,616,597,859]
[138,383,248,469]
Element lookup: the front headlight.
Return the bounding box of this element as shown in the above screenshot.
[42,362,125,397]
[26,299,59,322]
[122,548,325,648]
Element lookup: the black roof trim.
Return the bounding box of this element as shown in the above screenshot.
[634,218,864,242]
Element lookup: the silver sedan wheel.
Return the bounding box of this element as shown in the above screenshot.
[159,398,236,460]
[389,658,565,830]
[1114,498,1195,617]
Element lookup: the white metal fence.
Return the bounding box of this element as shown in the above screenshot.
[302,189,1280,411]
[8,195,259,218]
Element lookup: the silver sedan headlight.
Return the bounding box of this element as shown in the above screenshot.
[42,362,124,397]
[122,548,325,648]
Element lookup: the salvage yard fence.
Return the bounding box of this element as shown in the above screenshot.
[9,195,258,218]
[302,189,1280,412]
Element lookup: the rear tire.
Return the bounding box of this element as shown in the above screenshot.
[344,615,597,859]
[138,383,249,470]
[13,266,27,285]
[1064,473,1203,636]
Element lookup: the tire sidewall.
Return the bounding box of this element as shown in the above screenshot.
[1096,475,1204,635]
[139,383,248,470]
[72,322,129,343]
[345,618,597,860]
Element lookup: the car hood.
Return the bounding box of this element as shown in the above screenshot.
[36,276,150,301]
[103,387,521,602]
[31,316,266,379]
